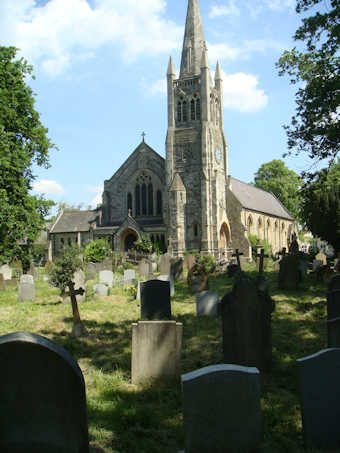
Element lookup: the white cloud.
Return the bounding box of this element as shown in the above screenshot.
[208,38,284,62]
[0,0,183,76]
[221,71,268,113]
[209,1,240,18]
[33,179,65,195]
[86,184,103,207]
[140,77,167,98]
[208,43,241,61]
[247,0,295,17]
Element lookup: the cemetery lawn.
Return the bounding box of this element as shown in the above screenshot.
[0,266,330,453]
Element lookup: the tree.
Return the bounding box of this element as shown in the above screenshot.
[253,159,302,221]
[276,0,340,170]
[0,46,55,264]
[84,238,111,263]
[48,245,88,337]
[301,160,340,252]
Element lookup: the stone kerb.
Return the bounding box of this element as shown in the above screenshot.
[181,364,261,453]
[297,348,340,450]
[0,331,89,452]
[131,321,182,384]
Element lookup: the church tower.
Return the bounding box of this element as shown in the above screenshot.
[166,0,229,256]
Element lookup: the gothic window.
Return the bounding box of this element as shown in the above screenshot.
[135,184,141,216]
[142,183,147,215]
[68,238,72,246]
[157,190,163,215]
[151,235,155,243]
[177,102,182,122]
[190,99,195,120]
[196,98,201,119]
[161,235,165,246]
[127,193,132,214]
[60,238,64,245]
[183,101,187,122]
[194,224,198,237]
[148,183,153,215]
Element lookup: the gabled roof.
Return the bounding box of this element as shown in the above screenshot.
[230,177,294,221]
[50,210,98,234]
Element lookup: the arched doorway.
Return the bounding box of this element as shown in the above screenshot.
[121,228,139,251]
[219,223,230,249]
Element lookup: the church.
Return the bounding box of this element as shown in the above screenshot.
[48,0,295,261]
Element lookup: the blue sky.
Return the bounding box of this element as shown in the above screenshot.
[1,0,320,211]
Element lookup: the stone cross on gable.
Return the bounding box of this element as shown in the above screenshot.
[141,131,146,142]
[232,249,244,268]
[257,249,269,275]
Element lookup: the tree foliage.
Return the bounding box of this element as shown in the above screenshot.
[84,238,111,263]
[0,46,55,263]
[276,0,340,170]
[253,159,302,220]
[301,160,340,252]
[48,245,83,293]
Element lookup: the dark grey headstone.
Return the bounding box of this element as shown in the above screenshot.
[182,364,262,453]
[297,348,340,450]
[327,317,340,348]
[170,257,183,280]
[327,289,340,320]
[221,273,273,371]
[0,331,89,453]
[196,291,219,317]
[328,274,340,292]
[278,255,300,290]
[141,280,171,320]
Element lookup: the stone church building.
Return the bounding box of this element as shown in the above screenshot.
[48,0,295,261]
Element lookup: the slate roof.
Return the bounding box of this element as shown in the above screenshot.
[230,177,294,220]
[50,210,98,234]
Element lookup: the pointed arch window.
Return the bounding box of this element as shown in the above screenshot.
[190,99,195,120]
[196,98,201,120]
[157,190,163,216]
[148,183,153,216]
[142,184,147,215]
[182,101,187,122]
[127,193,132,214]
[177,102,182,122]
[135,185,141,216]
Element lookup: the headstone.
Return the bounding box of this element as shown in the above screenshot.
[20,274,34,285]
[138,260,152,279]
[221,273,273,371]
[67,269,86,303]
[102,258,112,270]
[196,291,220,317]
[131,321,182,384]
[0,264,11,280]
[278,254,300,290]
[85,262,97,280]
[18,280,35,301]
[299,256,309,280]
[297,348,340,450]
[184,255,196,271]
[187,264,209,294]
[312,259,323,271]
[151,261,157,272]
[170,257,184,280]
[158,274,175,296]
[327,317,340,347]
[28,265,38,279]
[328,273,340,292]
[159,254,171,275]
[182,364,262,453]
[99,270,114,288]
[327,289,340,320]
[0,273,5,291]
[0,331,89,452]
[93,284,109,297]
[140,280,171,320]
[124,269,136,285]
[316,251,327,265]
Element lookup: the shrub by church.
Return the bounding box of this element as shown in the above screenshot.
[48,0,295,261]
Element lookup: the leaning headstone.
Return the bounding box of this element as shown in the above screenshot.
[196,291,220,317]
[182,364,262,453]
[124,269,136,285]
[278,254,300,290]
[158,274,175,296]
[99,270,114,288]
[0,273,5,291]
[131,320,182,384]
[297,348,340,450]
[0,264,12,280]
[94,284,109,297]
[187,264,209,294]
[141,280,171,320]
[138,260,152,279]
[18,279,35,301]
[0,331,89,452]
[20,274,34,285]
[85,262,97,280]
[159,254,171,275]
[170,257,184,280]
[327,317,340,347]
[221,273,273,371]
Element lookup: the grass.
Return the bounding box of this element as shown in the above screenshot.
[0,264,333,452]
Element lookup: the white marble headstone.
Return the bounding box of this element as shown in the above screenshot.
[99,270,114,288]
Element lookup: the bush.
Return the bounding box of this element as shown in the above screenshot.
[47,245,83,293]
[84,239,111,263]
[134,235,153,254]
[193,252,216,273]
[248,234,272,259]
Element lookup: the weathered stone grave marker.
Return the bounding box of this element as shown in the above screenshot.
[93,284,109,297]
[257,248,268,274]
[171,257,184,280]
[184,254,195,271]
[64,269,86,303]
[131,321,182,384]
[140,279,171,320]
[0,331,89,452]
[181,364,262,453]
[158,274,175,296]
[18,275,35,301]
[279,254,300,290]
[85,262,97,280]
[327,317,340,347]
[316,250,327,266]
[0,264,11,280]
[138,260,152,279]
[187,263,208,294]
[159,253,171,275]
[99,270,114,288]
[297,348,340,450]
[64,281,88,337]
[124,269,136,285]
[196,291,220,317]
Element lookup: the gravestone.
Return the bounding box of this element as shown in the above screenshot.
[221,273,273,371]
[316,251,327,265]
[102,258,112,270]
[196,291,220,317]
[184,255,196,271]
[0,331,89,452]
[131,321,182,384]
[20,274,34,285]
[327,290,340,320]
[18,280,35,302]
[227,263,240,277]
[85,262,97,280]
[140,280,171,320]
[124,269,136,285]
[187,264,209,294]
[170,257,184,280]
[0,264,12,280]
[297,348,340,450]
[151,261,157,272]
[93,284,109,297]
[182,364,262,453]
[313,259,323,271]
[159,254,171,275]
[278,254,300,290]
[158,274,175,296]
[138,260,152,279]
[0,273,5,291]
[28,265,38,279]
[299,255,309,280]
[99,270,114,288]
[328,273,340,292]
[327,317,340,347]
[64,269,86,303]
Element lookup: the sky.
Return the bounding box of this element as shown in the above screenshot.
[0,0,322,212]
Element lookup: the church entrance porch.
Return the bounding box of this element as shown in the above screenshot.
[121,228,139,251]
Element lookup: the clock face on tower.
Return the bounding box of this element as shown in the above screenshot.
[215,147,221,162]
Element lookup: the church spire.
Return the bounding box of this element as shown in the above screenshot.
[180,0,207,78]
